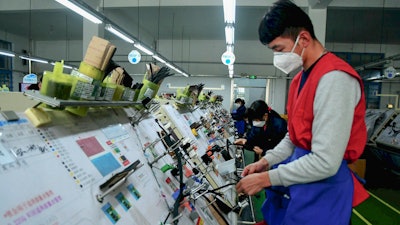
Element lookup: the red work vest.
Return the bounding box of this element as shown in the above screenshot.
[286,52,368,206]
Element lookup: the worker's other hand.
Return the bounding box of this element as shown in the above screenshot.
[241,158,269,177]
[234,138,247,145]
[253,146,263,155]
[236,171,271,196]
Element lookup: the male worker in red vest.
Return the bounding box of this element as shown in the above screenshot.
[235,1,369,224]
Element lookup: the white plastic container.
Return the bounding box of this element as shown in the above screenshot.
[216,159,236,175]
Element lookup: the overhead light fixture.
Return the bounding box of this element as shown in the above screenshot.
[105,24,134,44]
[222,0,236,76]
[223,0,236,24]
[55,0,102,24]
[165,63,176,70]
[227,45,234,53]
[229,66,234,78]
[0,50,15,57]
[173,67,183,74]
[225,26,235,45]
[152,55,166,64]
[134,43,154,56]
[19,55,49,64]
[164,62,189,77]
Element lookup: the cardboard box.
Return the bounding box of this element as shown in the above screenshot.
[83,36,115,71]
[100,45,116,71]
[348,159,366,179]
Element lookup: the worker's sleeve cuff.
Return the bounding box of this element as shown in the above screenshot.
[264,155,280,169]
[268,168,284,186]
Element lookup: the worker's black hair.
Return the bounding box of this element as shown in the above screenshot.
[234,98,245,105]
[245,100,280,121]
[258,0,316,45]
[26,74,43,90]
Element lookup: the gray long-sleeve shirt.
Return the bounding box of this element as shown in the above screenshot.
[265,70,361,187]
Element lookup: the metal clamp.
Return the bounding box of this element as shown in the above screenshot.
[96,161,143,203]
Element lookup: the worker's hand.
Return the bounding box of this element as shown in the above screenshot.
[253,146,263,155]
[241,158,269,177]
[234,138,247,145]
[236,171,271,196]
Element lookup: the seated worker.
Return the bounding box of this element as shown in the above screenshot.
[231,98,247,137]
[234,100,287,162]
[27,75,42,90]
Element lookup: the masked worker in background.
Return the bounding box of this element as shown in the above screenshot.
[236,1,368,225]
[234,100,287,162]
[231,98,247,137]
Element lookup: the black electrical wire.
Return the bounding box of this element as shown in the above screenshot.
[195,182,236,200]
[172,149,184,225]
[211,182,236,191]
[163,212,171,224]
[155,119,184,225]
[202,194,230,225]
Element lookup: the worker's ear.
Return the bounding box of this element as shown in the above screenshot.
[298,30,312,48]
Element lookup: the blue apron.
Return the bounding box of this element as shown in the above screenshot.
[261,147,354,225]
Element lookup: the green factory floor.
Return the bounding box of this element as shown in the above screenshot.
[242,149,400,224]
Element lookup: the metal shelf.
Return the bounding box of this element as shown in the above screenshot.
[24,90,142,108]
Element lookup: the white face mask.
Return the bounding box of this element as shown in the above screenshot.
[252,120,265,127]
[235,103,241,107]
[273,35,305,74]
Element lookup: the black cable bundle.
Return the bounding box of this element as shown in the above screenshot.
[104,60,133,88]
[197,83,205,94]
[131,82,143,90]
[146,64,175,85]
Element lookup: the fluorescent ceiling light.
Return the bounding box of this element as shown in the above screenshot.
[165,63,176,70]
[226,45,234,53]
[165,62,189,77]
[19,55,49,64]
[229,70,234,78]
[223,0,236,24]
[152,55,166,64]
[228,64,234,78]
[55,0,102,24]
[0,50,15,57]
[134,43,154,56]
[174,68,183,74]
[105,24,134,43]
[225,26,235,45]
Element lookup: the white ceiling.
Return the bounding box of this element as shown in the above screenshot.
[0,0,399,76]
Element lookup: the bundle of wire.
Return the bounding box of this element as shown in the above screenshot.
[104,60,133,88]
[145,63,175,85]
